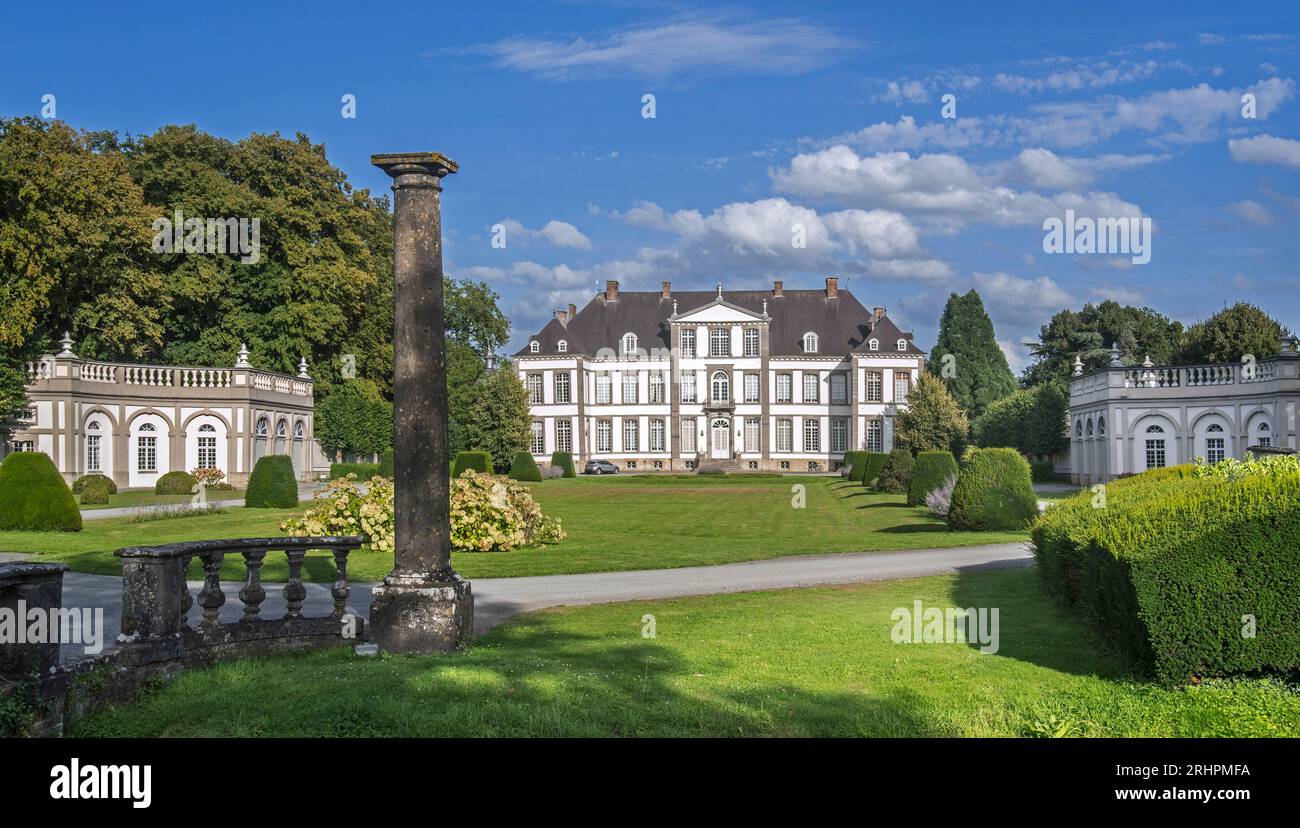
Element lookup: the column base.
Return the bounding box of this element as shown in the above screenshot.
[368,572,473,654]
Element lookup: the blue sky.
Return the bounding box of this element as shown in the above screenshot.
[3,1,1298,368]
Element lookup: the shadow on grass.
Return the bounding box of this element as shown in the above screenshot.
[854,501,912,510]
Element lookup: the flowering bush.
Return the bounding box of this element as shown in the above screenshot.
[924,474,957,517]
[1191,453,1300,481]
[191,467,233,490]
[281,470,564,555]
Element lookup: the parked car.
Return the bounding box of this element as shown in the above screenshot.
[583,460,620,475]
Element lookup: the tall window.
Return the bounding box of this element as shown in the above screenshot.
[1256,422,1272,447]
[803,419,820,452]
[527,373,543,404]
[650,418,665,452]
[865,419,883,452]
[554,372,571,404]
[803,372,819,403]
[777,418,793,452]
[776,373,792,403]
[893,372,910,403]
[681,418,696,453]
[645,371,663,404]
[744,417,760,452]
[530,421,545,454]
[197,424,218,469]
[711,370,729,403]
[622,372,638,404]
[137,423,157,472]
[680,371,697,403]
[831,418,847,453]
[1206,423,1225,463]
[709,328,730,357]
[744,373,759,403]
[743,328,760,356]
[865,371,882,403]
[621,333,638,356]
[1144,424,1166,469]
[85,422,101,472]
[556,420,572,453]
[596,420,612,452]
[830,373,847,405]
[680,328,695,358]
[256,417,268,437]
[596,374,611,404]
[623,418,639,452]
[802,332,818,353]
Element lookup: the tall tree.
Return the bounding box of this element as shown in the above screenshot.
[460,369,531,471]
[1023,300,1184,387]
[1178,302,1287,365]
[896,373,969,456]
[928,290,1017,417]
[971,382,1069,457]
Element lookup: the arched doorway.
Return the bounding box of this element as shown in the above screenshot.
[710,417,730,459]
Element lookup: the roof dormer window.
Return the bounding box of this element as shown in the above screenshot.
[896,339,907,351]
[621,333,638,357]
[557,340,567,353]
[802,332,818,353]
[530,341,540,353]
[868,338,879,351]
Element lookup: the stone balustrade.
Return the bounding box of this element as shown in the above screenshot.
[24,356,309,397]
[1075,352,1297,400]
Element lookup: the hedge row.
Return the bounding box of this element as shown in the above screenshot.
[330,462,380,480]
[1031,463,1299,683]
[843,451,867,480]
[908,451,958,506]
[947,448,1037,531]
[453,451,493,478]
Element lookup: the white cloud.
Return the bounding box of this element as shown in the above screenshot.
[498,218,594,250]
[874,79,929,105]
[990,148,1170,190]
[1228,134,1300,169]
[865,258,954,282]
[1226,199,1276,225]
[455,12,859,80]
[973,271,1075,324]
[1088,283,1145,304]
[993,58,1176,94]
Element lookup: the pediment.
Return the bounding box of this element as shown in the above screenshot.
[672,298,767,324]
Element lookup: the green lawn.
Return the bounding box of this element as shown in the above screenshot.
[79,488,247,510]
[2,476,1027,582]
[71,567,1299,737]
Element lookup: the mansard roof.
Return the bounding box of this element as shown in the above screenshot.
[517,286,924,357]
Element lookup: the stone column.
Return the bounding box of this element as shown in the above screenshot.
[368,152,473,654]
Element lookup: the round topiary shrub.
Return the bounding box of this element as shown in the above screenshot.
[72,473,118,495]
[0,452,82,532]
[508,451,542,482]
[550,450,576,478]
[378,447,394,479]
[875,448,914,493]
[154,470,198,495]
[947,447,1039,531]
[908,450,959,506]
[452,450,492,478]
[245,455,299,508]
[79,476,112,505]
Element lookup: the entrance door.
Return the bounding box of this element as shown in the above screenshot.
[711,418,730,459]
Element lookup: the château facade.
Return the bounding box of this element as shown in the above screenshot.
[1068,338,1300,484]
[515,278,925,472]
[1,335,325,488]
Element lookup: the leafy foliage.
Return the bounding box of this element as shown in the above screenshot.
[929,290,1017,417]
[79,476,113,505]
[315,381,392,459]
[0,452,81,531]
[923,474,957,517]
[1178,302,1287,365]
[1023,300,1185,387]
[154,470,197,495]
[550,451,576,478]
[378,447,394,479]
[947,448,1038,531]
[875,448,914,493]
[330,462,378,480]
[908,451,958,507]
[895,373,968,456]
[452,451,492,478]
[459,369,530,471]
[71,473,117,495]
[245,455,298,508]
[449,471,565,553]
[283,474,394,554]
[971,383,1068,457]
[508,451,542,482]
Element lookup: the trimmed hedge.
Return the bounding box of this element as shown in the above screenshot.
[550,451,576,478]
[79,476,112,505]
[155,470,198,495]
[452,451,492,478]
[946,448,1038,531]
[908,450,958,506]
[0,452,82,532]
[1030,460,1056,483]
[1031,463,1299,683]
[330,462,379,480]
[843,451,867,481]
[72,473,117,495]
[378,448,395,479]
[875,448,914,493]
[859,452,889,486]
[508,451,542,482]
[245,455,299,508]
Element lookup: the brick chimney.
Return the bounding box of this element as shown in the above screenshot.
[662,281,671,298]
[605,280,619,301]
[825,276,839,298]
[773,280,784,298]
[568,303,577,320]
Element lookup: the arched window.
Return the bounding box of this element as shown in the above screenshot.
[139,423,156,433]
[621,333,638,356]
[896,339,907,351]
[196,423,218,468]
[256,417,268,437]
[1146,424,1164,433]
[1256,421,1272,447]
[1086,419,1094,437]
[530,340,540,353]
[276,420,287,438]
[711,370,729,402]
[1097,416,1106,437]
[1207,424,1224,433]
[86,421,100,431]
[198,423,216,433]
[136,422,158,473]
[1075,421,1082,438]
[868,338,879,351]
[557,340,567,353]
[802,332,818,353]
[293,421,304,439]
[85,421,102,473]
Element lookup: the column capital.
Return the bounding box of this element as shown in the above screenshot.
[371,152,458,188]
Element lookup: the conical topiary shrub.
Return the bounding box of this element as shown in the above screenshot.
[550,451,576,478]
[0,452,82,531]
[508,451,542,482]
[875,448,914,493]
[452,451,492,478]
[908,450,959,506]
[245,455,299,508]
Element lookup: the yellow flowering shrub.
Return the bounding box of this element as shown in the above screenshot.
[282,470,564,554]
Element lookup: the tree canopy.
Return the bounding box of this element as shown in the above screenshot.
[971,383,1069,458]
[1022,300,1185,387]
[928,289,1017,418]
[1178,302,1288,365]
[895,372,969,456]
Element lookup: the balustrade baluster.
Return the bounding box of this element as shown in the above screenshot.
[239,549,268,620]
[179,554,195,627]
[283,548,307,619]
[197,552,226,628]
[331,548,351,618]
